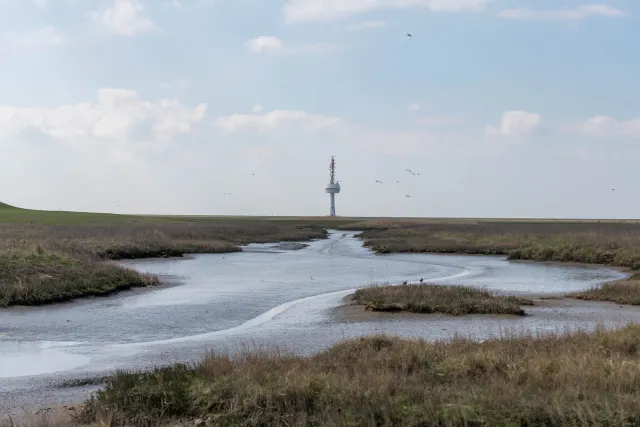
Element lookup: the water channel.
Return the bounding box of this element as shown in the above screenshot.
[0,231,637,411]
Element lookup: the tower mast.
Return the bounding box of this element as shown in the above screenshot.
[325,156,341,216]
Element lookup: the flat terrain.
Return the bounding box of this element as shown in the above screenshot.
[2,202,640,306]
[4,205,640,425]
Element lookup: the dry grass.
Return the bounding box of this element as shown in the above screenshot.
[351,283,533,316]
[80,324,640,426]
[0,220,327,306]
[341,220,640,267]
[568,272,640,305]
[0,221,328,260]
[0,248,159,307]
[339,220,640,305]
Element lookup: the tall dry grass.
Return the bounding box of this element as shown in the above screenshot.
[81,324,640,426]
[0,221,327,306]
[0,247,159,307]
[352,283,533,315]
[0,221,327,261]
[339,220,640,305]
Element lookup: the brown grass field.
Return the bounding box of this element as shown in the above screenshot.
[350,283,533,316]
[2,202,640,306]
[68,325,640,426]
[0,203,332,306]
[337,219,640,305]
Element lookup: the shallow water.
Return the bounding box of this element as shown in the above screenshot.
[0,231,635,411]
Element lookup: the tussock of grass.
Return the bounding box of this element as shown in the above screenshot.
[352,283,532,315]
[0,248,158,307]
[81,325,640,426]
[568,273,640,305]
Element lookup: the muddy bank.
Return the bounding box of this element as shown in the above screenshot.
[270,242,310,250]
[331,296,640,326]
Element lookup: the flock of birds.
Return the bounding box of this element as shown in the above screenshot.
[375,168,421,198]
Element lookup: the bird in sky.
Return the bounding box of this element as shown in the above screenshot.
[407,33,412,38]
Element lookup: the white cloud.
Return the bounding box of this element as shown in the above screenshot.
[89,0,161,36]
[215,110,343,134]
[213,107,483,158]
[283,0,490,23]
[562,116,640,138]
[485,110,542,137]
[245,36,341,56]
[252,104,264,113]
[2,26,66,49]
[0,88,207,161]
[348,20,387,31]
[498,4,625,21]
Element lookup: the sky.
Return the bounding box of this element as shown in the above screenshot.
[0,0,638,218]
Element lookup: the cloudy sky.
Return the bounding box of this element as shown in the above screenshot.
[0,0,637,218]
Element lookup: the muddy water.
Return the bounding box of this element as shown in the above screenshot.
[0,231,635,411]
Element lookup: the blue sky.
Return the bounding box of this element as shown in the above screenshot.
[0,0,638,218]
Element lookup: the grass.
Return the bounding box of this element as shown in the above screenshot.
[568,272,640,305]
[78,324,640,427]
[351,283,533,316]
[339,220,640,267]
[338,219,640,305]
[3,204,640,306]
[0,248,159,307]
[0,204,334,306]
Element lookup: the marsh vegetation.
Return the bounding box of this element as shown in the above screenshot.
[77,325,640,426]
[339,219,640,305]
[0,212,328,306]
[351,283,533,316]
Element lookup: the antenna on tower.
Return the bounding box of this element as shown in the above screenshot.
[325,156,341,217]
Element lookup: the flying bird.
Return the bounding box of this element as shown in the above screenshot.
[407,33,413,38]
